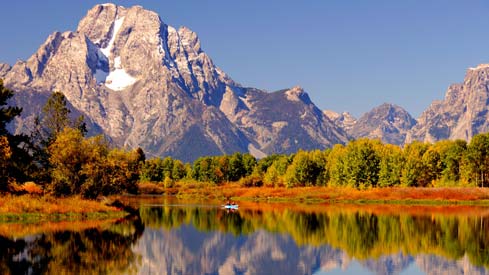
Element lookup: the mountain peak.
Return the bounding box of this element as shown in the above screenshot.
[468,63,489,71]
[349,103,416,144]
[323,110,357,133]
[406,63,489,144]
[177,26,202,54]
[2,3,349,161]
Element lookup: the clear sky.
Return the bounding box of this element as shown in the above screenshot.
[1,0,489,117]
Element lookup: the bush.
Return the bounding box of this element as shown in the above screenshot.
[239,175,263,187]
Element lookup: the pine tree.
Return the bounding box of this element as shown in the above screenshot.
[0,80,22,135]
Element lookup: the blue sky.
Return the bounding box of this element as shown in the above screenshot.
[1,1,489,117]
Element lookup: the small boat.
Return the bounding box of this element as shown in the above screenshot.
[222,204,239,210]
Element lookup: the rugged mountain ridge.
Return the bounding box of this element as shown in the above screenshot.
[406,64,489,144]
[2,3,348,161]
[324,104,416,145]
[5,3,489,158]
[326,63,489,145]
[349,103,417,144]
[323,110,357,133]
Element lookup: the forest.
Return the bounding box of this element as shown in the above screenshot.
[2,80,489,200]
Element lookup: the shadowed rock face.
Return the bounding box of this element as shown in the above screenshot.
[406,65,489,144]
[2,3,347,162]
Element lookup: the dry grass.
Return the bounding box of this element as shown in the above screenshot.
[138,182,166,194]
[159,183,489,205]
[0,195,121,215]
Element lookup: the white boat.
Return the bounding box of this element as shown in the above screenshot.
[222,204,239,210]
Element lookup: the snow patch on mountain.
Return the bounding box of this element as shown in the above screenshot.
[105,68,137,91]
[101,16,124,57]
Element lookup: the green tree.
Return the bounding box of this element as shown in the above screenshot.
[421,146,442,186]
[0,136,11,189]
[440,140,466,183]
[192,156,223,183]
[42,92,71,139]
[0,80,22,136]
[401,141,429,187]
[462,133,489,187]
[172,159,186,180]
[263,155,291,187]
[284,150,326,187]
[0,80,34,184]
[327,144,348,187]
[378,144,403,187]
[333,139,381,188]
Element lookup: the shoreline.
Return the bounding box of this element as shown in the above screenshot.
[138,182,489,206]
[3,184,489,221]
[0,195,128,222]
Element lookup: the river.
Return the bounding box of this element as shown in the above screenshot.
[1,197,488,274]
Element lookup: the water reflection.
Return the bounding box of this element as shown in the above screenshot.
[0,200,489,274]
[0,217,144,274]
[135,202,489,275]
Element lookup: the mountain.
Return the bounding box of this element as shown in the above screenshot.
[324,104,416,145]
[323,110,357,133]
[349,103,417,145]
[2,4,348,161]
[406,64,489,144]
[0,63,10,78]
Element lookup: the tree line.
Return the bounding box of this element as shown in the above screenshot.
[3,80,489,199]
[143,136,489,189]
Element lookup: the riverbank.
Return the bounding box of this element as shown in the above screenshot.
[138,182,489,205]
[0,195,127,221]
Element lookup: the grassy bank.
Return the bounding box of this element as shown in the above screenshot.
[139,182,489,205]
[0,195,127,221]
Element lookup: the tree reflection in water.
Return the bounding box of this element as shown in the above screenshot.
[135,204,489,274]
[1,203,489,275]
[0,216,144,275]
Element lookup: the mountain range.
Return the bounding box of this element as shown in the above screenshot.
[2,3,489,161]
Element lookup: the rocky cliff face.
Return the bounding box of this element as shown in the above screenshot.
[349,103,417,145]
[406,64,489,144]
[324,104,416,145]
[2,3,347,161]
[323,110,357,133]
[0,63,10,78]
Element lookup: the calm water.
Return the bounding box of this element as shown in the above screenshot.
[1,197,489,275]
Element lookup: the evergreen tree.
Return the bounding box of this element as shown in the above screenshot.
[0,80,34,183]
[0,80,22,136]
[41,91,71,141]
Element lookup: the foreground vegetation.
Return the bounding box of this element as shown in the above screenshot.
[0,194,125,221]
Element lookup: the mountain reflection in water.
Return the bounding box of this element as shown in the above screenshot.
[1,200,489,275]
